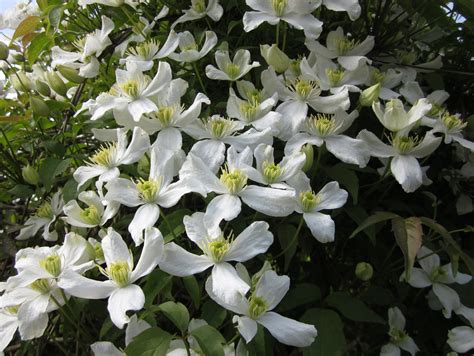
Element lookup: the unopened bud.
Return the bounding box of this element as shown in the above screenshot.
[355,262,374,281]
[260,44,290,73]
[30,96,50,116]
[46,71,68,96]
[57,65,85,84]
[0,42,9,60]
[36,80,51,97]
[10,72,32,92]
[301,144,314,172]
[22,164,40,185]
[359,83,381,107]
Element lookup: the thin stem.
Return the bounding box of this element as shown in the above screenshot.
[275,216,304,259]
[281,22,287,51]
[275,22,280,47]
[161,210,178,241]
[192,62,207,94]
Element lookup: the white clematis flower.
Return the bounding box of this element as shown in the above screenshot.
[285,109,370,168]
[119,32,180,71]
[358,130,441,193]
[206,270,317,347]
[322,0,361,20]
[306,26,374,71]
[287,173,348,243]
[172,0,224,28]
[58,228,164,329]
[447,326,474,353]
[17,191,64,242]
[365,67,402,100]
[429,112,474,152]
[169,31,218,63]
[85,61,172,122]
[206,49,260,82]
[51,16,114,78]
[380,307,419,356]
[372,98,432,132]
[73,127,150,190]
[0,307,20,352]
[78,0,144,8]
[261,67,350,139]
[63,191,119,228]
[243,0,323,40]
[400,81,449,120]
[105,145,192,245]
[160,211,273,303]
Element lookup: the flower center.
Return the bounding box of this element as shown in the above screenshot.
[299,191,320,212]
[220,166,248,194]
[292,78,320,100]
[246,89,263,105]
[80,205,102,225]
[326,68,345,86]
[430,266,447,283]
[30,279,52,294]
[306,114,336,137]
[262,161,282,184]
[203,116,238,139]
[391,135,420,154]
[119,79,141,99]
[89,142,117,167]
[337,38,359,55]
[107,261,131,287]
[128,39,160,59]
[94,244,104,261]
[73,37,86,51]
[248,295,268,319]
[372,68,385,84]
[272,0,287,16]
[36,202,53,219]
[240,101,259,122]
[208,238,231,262]
[389,327,408,344]
[192,0,207,13]
[226,63,241,80]
[136,178,161,203]
[442,112,466,132]
[40,253,61,277]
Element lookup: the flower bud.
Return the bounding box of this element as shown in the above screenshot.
[30,96,50,116]
[35,80,51,97]
[10,72,32,92]
[0,42,9,60]
[137,154,150,178]
[301,144,314,172]
[46,71,68,96]
[57,65,85,84]
[355,262,374,281]
[260,44,290,73]
[359,83,381,107]
[22,164,40,185]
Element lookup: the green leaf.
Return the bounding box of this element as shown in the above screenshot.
[8,184,33,199]
[324,164,359,204]
[277,224,298,272]
[12,16,41,40]
[125,327,172,356]
[301,308,345,356]
[62,178,78,203]
[326,292,385,324]
[39,157,70,191]
[143,270,173,307]
[183,275,201,309]
[48,5,64,28]
[200,300,227,328]
[349,211,400,239]
[392,217,423,280]
[277,283,321,313]
[27,32,53,64]
[158,301,190,334]
[420,217,474,275]
[189,325,226,356]
[345,205,376,242]
[158,209,191,242]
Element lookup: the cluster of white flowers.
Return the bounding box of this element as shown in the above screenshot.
[1,0,473,354]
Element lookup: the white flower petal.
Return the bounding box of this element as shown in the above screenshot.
[130,227,164,282]
[211,263,250,303]
[108,284,145,329]
[235,316,258,344]
[204,194,242,237]
[240,186,295,217]
[159,242,213,276]
[391,155,423,193]
[225,221,273,262]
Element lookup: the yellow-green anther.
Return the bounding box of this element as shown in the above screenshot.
[240,101,259,122]
[80,205,101,225]
[442,112,466,132]
[73,37,86,51]
[293,79,319,100]
[226,63,241,80]
[208,238,230,262]
[30,279,52,293]
[40,253,62,277]
[272,0,287,16]
[337,38,359,55]
[108,261,131,287]
[248,295,268,319]
[204,116,234,138]
[128,39,160,58]
[192,0,206,13]
[372,68,385,84]
[182,42,198,51]
[6,306,19,315]
[262,161,282,183]
[220,167,248,194]
[136,178,160,203]
[246,89,263,105]
[391,135,420,154]
[299,191,320,212]
[326,68,345,86]
[94,244,104,261]
[120,79,141,99]
[89,142,117,167]
[389,327,408,344]
[307,113,335,137]
[430,266,447,283]
[290,59,302,76]
[428,103,443,117]
[155,106,176,127]
[36,202,53,219]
